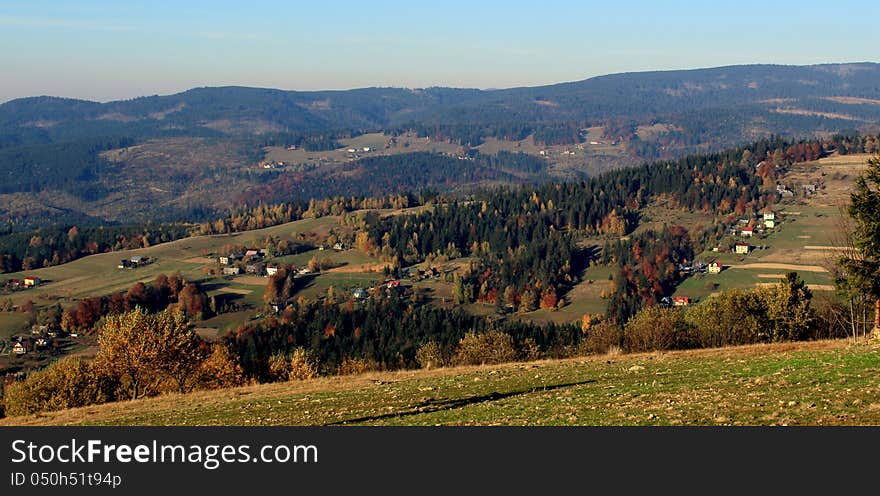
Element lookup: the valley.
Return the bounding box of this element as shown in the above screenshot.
[1,150,872,373]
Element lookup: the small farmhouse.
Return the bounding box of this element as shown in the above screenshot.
[672,296,690,306]
[12,341,27,355]
[23,276,40,288]
[266,266,279,276]
[741,227,754,237]
[219,254,242,265]
[735,243,750,255]
[708,261,722,274]
[222,266,241,276]
[764,219,776,229]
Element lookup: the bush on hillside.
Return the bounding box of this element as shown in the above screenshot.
[3,358,117,417]
[580,320,624,355]
[267,352,291,382]
[624,305,693,352]
[452,330,518,366]
[336,356,381,376]
[288,348,319,380]
[415,341,446,369]
[196,344,245,390]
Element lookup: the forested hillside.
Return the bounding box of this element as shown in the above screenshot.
[2,63,880,229]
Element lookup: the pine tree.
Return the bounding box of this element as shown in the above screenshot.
[840,155,880,333]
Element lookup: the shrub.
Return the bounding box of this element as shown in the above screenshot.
[624,305,693,352]
[519,338,542,361]
[267,352,291,382]
[336,356,381,376]
[288,348,319,380]
[685,289,771,347]
[3,358,116,417]
[415,342,445,370]
[452,330,518,366]
[580,321,623,355]
[196,344,244,389]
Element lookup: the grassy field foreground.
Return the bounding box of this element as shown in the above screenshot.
[3,339,879,426]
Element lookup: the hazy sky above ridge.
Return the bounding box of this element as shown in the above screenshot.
[1,0,878,102]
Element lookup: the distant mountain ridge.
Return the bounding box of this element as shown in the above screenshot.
[3,62,880,230]
[3,62,880,147]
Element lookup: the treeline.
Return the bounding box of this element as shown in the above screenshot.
[585,272,835,353]
[0,224,190,273]
[241,152,523,205]
[0,136,134,197]
[479,151,548,175]
[58,273,211,335]
[391,121,586,147]
[194,193,418,235]
[252,131,348,151]
[226,291,581,381]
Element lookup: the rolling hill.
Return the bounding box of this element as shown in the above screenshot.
[3,339,879,426]
[4,63,880,144]
[3,63,880,229]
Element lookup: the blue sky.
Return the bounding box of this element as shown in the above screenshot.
[1,0,878,102]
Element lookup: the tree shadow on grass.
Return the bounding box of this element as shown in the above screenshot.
[326,379,596,425]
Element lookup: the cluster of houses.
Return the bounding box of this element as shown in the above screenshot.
[676,261,709,275]
[5,325,65,357]
[1,276,41,291]
[777,182,819,198]
[660,295,693,307]
[722,212,777,256]
[665,211,782,309]
[319,242,347,251]
[217,248,323,279]
[118,255,149,269]
[678,260,724,276]
[352,279,403,301]
[218,249,268,275]
[400,266,441,281]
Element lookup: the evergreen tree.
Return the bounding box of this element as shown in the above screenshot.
[840,155,880,333]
